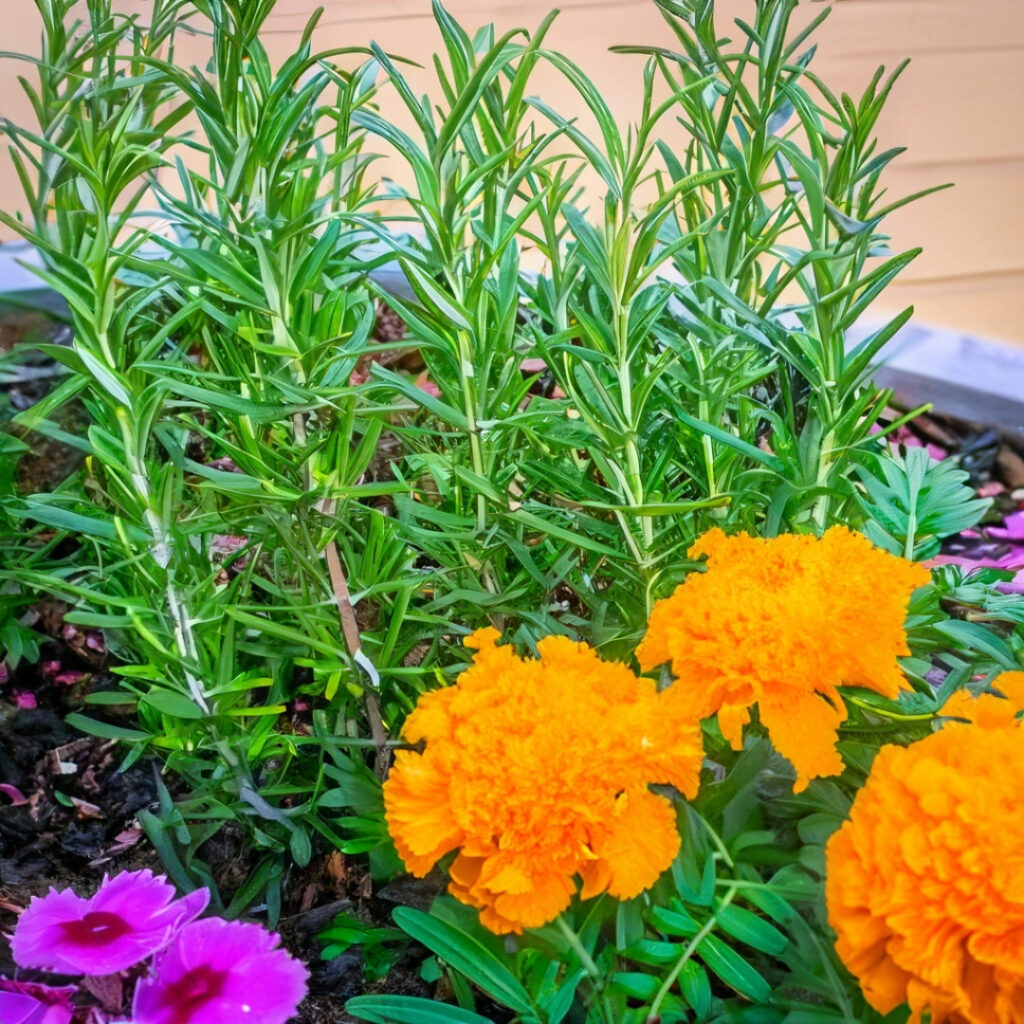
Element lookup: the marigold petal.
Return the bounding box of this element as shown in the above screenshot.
[448,850,576,934]
[969,928,1024,975]
[383,751,462,876]
[465,626,502,652]
[383,629,703,933]
[489,871,577,933]
[400,684,460,745]
[942,674,1024,731]
[588,789,680,901]
[635,605,672,673]
[641,527,926,789]
[758,692,845,792]
[578,857,613,902]
[994,671,1024,712]
[826,708,1024,1023]
[861,955,917,1015]
[942,690,1022,730]
[449,853,485,889]
[717,702,749,749]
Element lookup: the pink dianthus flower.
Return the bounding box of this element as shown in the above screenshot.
[132,918,308,1024]
[0,979,76,1024]
[12,870,209,975]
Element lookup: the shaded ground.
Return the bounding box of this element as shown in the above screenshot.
[0,670,439,1022]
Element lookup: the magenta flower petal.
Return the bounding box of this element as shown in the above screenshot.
[0,783,27,805]
[0,979,76,1024]
[132,918,308,1024]
[929,552,1024,571]
[11,870,210,975]
[988,512,1024,541]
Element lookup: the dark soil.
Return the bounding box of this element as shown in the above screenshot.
[0,654,446,1023]
[0,684,439,1023]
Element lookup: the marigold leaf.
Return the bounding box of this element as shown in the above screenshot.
[678,959,712,1017]
[622,938,685,966]
[346,995,496,1024]
[392,907,534,1016]
[716,905,788,955]
[697,932,773,1002]
[650,905,701,938]
[540,966,586,1024]
[610,972,659,1001]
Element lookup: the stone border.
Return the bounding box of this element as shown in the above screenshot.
[846,319,1024,444]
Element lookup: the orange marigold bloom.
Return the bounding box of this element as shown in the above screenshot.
[637,526,929,792]
[825,676,1024,1024]
[383,628,704,934]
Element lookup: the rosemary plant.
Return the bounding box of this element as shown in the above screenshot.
[357,0,947,654]
[0,0,406,912]
[0,0,1003,941]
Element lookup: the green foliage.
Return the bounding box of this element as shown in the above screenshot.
[319,910,408,982]
[351,0,945,658]
[855,446,991,560]
[347,996,496,1024]
[0,0,401,910]
[350,740,905,1024]
[0,8,1016,1018]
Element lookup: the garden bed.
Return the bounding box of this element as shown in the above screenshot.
[2,2,1023,1022]
[2,292,1023,1022]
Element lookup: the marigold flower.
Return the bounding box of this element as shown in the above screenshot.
[826,677,1024,1023]
[11,870,209,975]
[132,918,308,1024]
[383,628,704,934]
[0,979,76,1024]
[637,526,929,791]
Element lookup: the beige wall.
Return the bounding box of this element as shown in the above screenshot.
[3,0,1023,344]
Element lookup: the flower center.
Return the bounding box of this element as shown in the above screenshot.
[164,964,229,1024]
[59,911,133,947]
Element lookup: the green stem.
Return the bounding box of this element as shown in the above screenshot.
[453,326,500,597]
[698,395,717,500]
[903,509,917,561]
[554,916,616,1024]
[116,408,210,715]
[812,427,836,532]
[455,329,487,532]
[697,812,735,870]
[847,696,935,723]
[647,886,737,1023]
[555,915,601,982]
[614,302,654,562]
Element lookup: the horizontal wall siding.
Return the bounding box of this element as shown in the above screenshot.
[2,0,1021,344]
